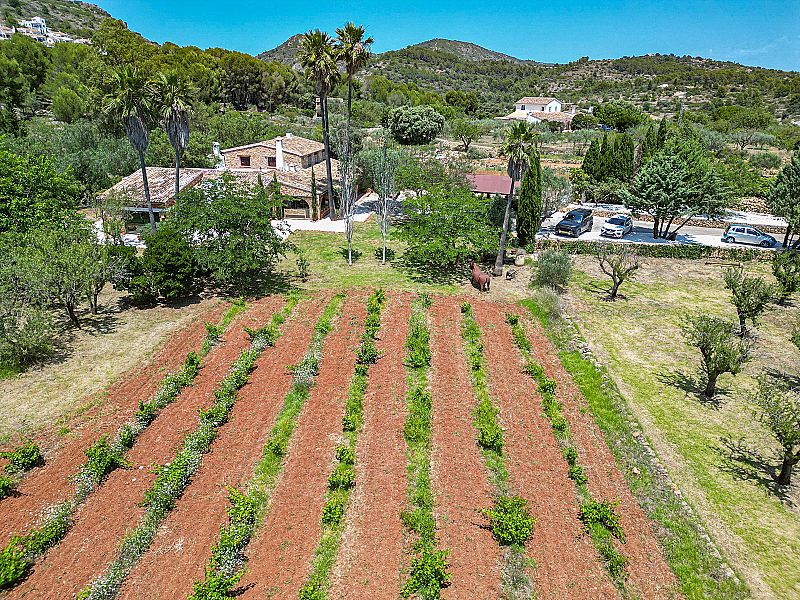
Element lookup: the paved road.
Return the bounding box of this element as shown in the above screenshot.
[539,212,785,251]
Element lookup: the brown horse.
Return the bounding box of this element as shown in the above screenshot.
[470,260,491,292]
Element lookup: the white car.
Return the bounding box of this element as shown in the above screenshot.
[600,214,633,238]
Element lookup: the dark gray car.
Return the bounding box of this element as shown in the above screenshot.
[556,208,593,237]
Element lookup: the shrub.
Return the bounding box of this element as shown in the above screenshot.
[401,548,451,599]
[1,439,42,474]
[327,463,355,490]
[356,339,380,365]
[0,475,14,499]
[749,152,781,170]
[132,226,197,302]
[579,499,625,542]
[528,287,562,322]
[321,495,346,526]
[335,444,355,465]
[483,495,535,546]
[534,249,573,291]
[387,105,445,145]
[190,569,244,600]
[563,446,579,466]
[299,583,324,600]
[0,541,28,589]
[83,436,128,485]
[568,464,588,485]
[599,539,628,579]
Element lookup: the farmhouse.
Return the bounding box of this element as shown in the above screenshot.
[103,134,338,224]
[498,96,576,130]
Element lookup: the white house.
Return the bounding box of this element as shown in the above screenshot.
[515,96,562,113]
[19,16,46,35]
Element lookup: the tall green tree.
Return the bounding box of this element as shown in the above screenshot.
[153,72,194,200]
[766,152,800,248]
[494,122,536,276]
[298,30,340,219]
[104,66,157,233]
[516,149,542,247]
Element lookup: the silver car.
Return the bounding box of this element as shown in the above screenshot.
[600,214,633,238]
[722,224,777,248]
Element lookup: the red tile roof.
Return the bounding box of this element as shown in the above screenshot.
[466,173,518,196]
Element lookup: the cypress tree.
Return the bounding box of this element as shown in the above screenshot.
[618,133,635,183]
[516,149,542,247]
[582,138,601,181]
[656,118,668,149]
[598,133,612,181]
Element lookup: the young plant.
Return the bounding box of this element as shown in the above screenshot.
[483,495,536,546]
[1,439,43,474]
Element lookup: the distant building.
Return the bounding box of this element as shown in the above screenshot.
[0,16,91,46]
[498,95,576,130]
[18,16,46,34]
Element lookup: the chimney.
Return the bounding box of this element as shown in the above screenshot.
[212,142,224,169]
[275,137,285,171]
[285,132,293,138]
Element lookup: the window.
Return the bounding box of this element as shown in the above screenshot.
[239,155,251,167]
[520,105,525,110]
[267,156,276,167]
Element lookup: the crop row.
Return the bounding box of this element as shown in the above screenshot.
[78,294,300,600]
[0,299,247,590]
[399,293,451,599]
[0,439,44,500]
[299,289,387,599]
[188,293,345,600]
[460,303,535,597]
[505,313,629,585]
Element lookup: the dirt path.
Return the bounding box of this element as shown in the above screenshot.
[428,297,501,600]
[0,302,227,548]
[329,293,411,600]
[238,295,365,600]
[6,298,281,600]
[473,301,620,599]
[523,316,679,600]
[115,297,327,600]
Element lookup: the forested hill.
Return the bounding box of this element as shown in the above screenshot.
[259,34,800,119]
[0,0,109,37]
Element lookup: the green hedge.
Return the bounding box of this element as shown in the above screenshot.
[528,239,768,261]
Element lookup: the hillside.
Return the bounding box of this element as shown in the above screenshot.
[257,33,304,69]
[0,0,109,36]
[409,38,539,64]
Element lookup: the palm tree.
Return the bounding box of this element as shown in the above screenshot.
[298,30,340,219]
[335,22,373,135]
[153,72,194,200]
[494,122,537,276]
[105,66,157,233]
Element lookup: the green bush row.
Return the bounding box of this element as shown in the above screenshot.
[301,289,386,600]
[505,312,629,584]
[1,439,43,475]
[461,304,533,597]
[189,293,343,600]
[529,238,769,262]
[0,299,248,590]
[401,294,450,600]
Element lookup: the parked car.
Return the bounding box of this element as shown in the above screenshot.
[600,214,633,238]
[556,208,593,237]
[721,224,777,248]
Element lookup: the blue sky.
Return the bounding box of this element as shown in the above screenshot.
[96,0,800,71]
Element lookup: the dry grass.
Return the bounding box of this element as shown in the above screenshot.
[0,288,217,442]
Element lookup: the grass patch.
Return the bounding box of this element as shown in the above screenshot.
[189,293,344,600]
[460,303,533,599]
[521,284,753,600]
[300,289,386,599]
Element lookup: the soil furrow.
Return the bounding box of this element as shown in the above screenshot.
[472,301,620,599]
[0,302,226,547]
[428,297,501,599]
[329,292,411,600]
[237,295,365,600]
[115,296,327,600]
[523,315,679,599]
[5,298,281,600]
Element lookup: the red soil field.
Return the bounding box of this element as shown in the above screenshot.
[2,293,684,600]
[428,297,502,599]
[0,301,227,548]
[237,295,366,600]
[6,298,281,600]
[472,301,620,599]
[522,315,679,599]
[329,292,411,600]
[116,296,328,600]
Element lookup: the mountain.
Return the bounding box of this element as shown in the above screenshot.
[407,39,539,64]
[257,33,305,69]
[0,0,109,37]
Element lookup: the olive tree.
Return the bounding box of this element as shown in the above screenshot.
[772,250,800,304]
[723,267,775,335]
[594,243,641,300]
[387,105,445,145]
[755,376,800,485]
[681,313,751,399]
